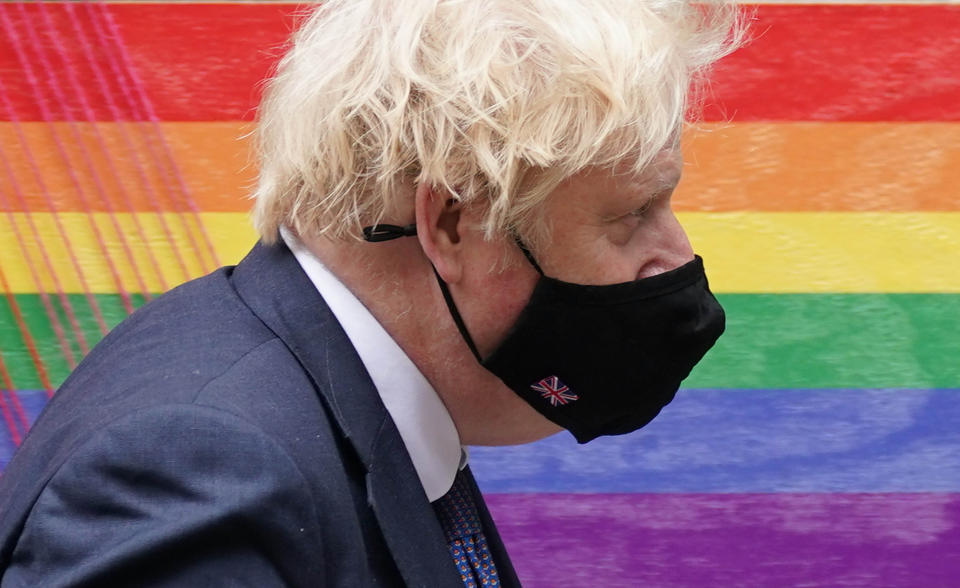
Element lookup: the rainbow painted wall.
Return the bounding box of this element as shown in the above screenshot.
[1,2,958,585]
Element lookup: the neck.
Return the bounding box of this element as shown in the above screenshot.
[298,232,557,446]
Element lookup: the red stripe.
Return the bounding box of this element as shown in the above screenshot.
[0,4,143,313]
[93,2,221,270]
[703,5,960,122]
[1,4,957,122]
[24,2,171,294]
[60,2,194,283]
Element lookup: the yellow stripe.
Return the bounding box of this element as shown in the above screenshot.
[681,212,960,293]
[0,212,256,294]
[1,212,959,293]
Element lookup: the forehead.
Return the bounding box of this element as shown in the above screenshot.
[613,150,683,193]
[548,149,684,213]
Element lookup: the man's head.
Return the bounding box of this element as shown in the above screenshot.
[253,0,739,246]
[252,0,741,445]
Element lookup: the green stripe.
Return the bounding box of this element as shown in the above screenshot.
[0,294,148,389]
[689,294,960,389]
[1,294,958,390]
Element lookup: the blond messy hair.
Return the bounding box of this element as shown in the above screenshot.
[252,0,743,245]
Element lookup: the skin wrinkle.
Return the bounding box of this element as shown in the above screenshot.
[259,0,743,445]
[252,0,741,243]
[298,149,694,446]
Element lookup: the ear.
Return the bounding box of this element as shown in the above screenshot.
[415,183,465,284]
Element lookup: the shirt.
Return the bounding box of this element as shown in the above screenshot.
[280,227,463,501]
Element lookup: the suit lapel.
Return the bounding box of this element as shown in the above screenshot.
[231,241,464,587]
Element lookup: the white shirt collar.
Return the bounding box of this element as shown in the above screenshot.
[280,227,463,501]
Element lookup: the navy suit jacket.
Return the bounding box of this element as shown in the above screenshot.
[0,241,520,587]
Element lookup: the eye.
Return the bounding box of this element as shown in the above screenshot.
[623,190,668,222]
[628,199,655,218]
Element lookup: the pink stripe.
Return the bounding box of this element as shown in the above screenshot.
[95,1,220,270]
[0,150,79,367]
[485,493,960,587]
[59,1,190,284]
[85,1,214,274]
[88,6,215,275]
[0,353,24,446]
[0,268,48,416]
[0,74,108,339]
[25,2,162,295]
[0,5,136,314]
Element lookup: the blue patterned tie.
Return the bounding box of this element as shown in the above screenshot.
[432,469,501,587]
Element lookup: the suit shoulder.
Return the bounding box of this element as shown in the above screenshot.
[0,268,332,550]
[0,403,325,586]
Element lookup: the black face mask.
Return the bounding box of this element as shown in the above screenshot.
[362,224,726,444]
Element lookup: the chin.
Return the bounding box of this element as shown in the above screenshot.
[469,404,564,447]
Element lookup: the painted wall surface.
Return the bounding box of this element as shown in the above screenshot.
[1,3,958,586]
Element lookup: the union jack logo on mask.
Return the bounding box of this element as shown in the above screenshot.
[531,375,578,407]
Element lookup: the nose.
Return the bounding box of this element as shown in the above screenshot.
[635,208,695,280]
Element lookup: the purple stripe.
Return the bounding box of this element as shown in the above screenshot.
[484,493,960,587]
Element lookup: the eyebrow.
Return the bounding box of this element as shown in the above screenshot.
[632,170,681,206]
[600,177,677,223]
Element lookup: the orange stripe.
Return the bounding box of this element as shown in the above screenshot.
[0,121,255,213]
[1,122,957,212]
[675,123,960,211]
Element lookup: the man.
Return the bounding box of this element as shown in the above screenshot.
[0,0,739,585]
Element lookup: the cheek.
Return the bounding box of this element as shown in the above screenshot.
[466,265,538,355]
[489,261,538,314]
[546,237,637,285]
[456,226,540,352]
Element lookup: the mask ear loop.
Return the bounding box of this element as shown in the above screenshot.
[431,268,483,362]
[514,237,545,276]
[436,235,544,363]
[362,224,418,242]
[360,224,545,362]
[362,223,484,362]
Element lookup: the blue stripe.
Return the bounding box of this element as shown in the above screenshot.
[5,388,958,491]
[469,388,960,493]
[0,389,48,470]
